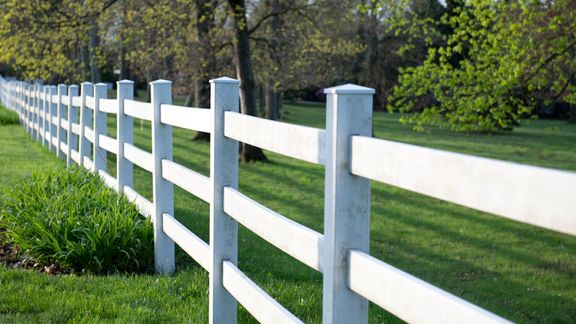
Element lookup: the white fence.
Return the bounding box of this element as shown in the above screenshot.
[1,76,575,324]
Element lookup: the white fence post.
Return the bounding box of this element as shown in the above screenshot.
[35,84,42,142]
[67,85,79,167]
[93,83,108,172]
[26,84,31,135]
[79,82,93,167]
[56,84,67,159]
[42,86,49,147]
[151,79,175,274]
[34,84,42,141]
[117,80,134,193]
[20,82,24,125]
[48,85,57,153]
[322,84,374,324]
[209,77,240,324]
[20,83,24,125]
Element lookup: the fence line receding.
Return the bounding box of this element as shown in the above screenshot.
[1,76,575,324]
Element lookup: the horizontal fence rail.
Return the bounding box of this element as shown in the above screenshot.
[1,76,574,324]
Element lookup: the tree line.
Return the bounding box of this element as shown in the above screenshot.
[0,0,574,160]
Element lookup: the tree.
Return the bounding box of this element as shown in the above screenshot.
[227,0,268,162]
[0,0,116,83]
[389,0,576,132]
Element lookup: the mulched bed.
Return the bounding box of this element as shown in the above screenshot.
[0,227,69,274]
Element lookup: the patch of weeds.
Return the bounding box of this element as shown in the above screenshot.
[0,168,153,274]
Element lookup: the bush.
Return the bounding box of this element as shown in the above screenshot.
[0,168,154,274]
[0,105,19,125]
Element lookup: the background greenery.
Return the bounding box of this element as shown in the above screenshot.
[0,105,18,125]
[1,0,574,134]
[1,101,575,322]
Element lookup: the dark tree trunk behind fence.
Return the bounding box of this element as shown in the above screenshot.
[228,0,268,162]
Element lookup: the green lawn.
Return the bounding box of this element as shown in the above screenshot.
[1,102,576,323]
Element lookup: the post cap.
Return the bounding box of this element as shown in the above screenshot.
[324,84,375,95]
[81,81,93,86]
[95,82,108,87]
[149,79,172,85]
[117,79,134,85]
[209,77,240,84]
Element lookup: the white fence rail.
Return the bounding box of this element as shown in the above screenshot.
[1,76,574,324]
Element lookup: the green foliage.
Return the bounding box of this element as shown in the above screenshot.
[0,105,19,125]
[0,168,153,274]
[389,0,576,132]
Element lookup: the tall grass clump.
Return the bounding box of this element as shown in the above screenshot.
[0,168,153,274]
[0,105,19,125]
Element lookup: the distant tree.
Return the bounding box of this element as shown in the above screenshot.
[0,0,116,83]
[227,0,268,162]
[389,0,576,132]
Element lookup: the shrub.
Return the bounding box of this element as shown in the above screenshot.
[0,168,154,274]
[0,105,19,125]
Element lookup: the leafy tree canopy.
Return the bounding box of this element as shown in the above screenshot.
[389,0,576,132]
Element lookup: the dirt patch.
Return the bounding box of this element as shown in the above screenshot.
[0,227,69,275]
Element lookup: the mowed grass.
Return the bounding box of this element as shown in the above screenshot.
[1,101,576,323]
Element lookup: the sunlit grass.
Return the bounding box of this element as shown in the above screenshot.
[1,102,575,322]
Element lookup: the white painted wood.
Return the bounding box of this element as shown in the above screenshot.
[223,187,324,272]
[61,120,69,131]
[124,143,154,173]
[51,94,59,104]
[85,96,95,109]
[60,95,69,105]
[222,261,303,324]
[209,77,240,324]
[123,186,153,218]
[51,116,59,125]
[34,84,40,141]
[72,96,81,107]
[125,99,152,121]
[84,126,95,143]
[163,213,211,271]
[24,85,30,135]
[99,98,117,114]
[160,104,213,133]
[350,136,576,236]
[161,159,210,202]
[56,84,67,160]
[66,85,79,167]
[98,170,118,192]
[51,136,58,147]
[70,149,80,164]
[59,142,68,153]
[83,156,94,171]
[71,122,80,135]
[39,85,46,144]
[117,80,134,195]
[322,84,374,324]
[48,86,57,153]
[151,79,175,274]
[224,111,326,165]
[93,83,108,173]
[98,134,118,155]
[348,250,510,324]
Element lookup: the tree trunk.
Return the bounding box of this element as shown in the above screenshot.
[264,0,282,121]
[89,24,101,83]
[192,0,216,142]
[228,0,268,162]
[265,81,281,120]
